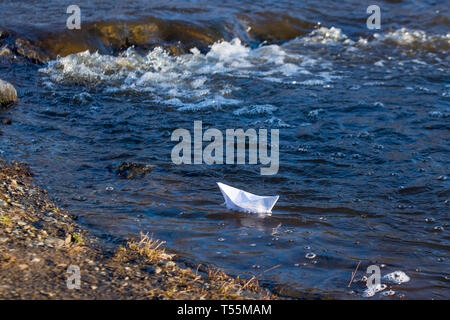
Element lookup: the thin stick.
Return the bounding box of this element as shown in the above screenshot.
[244,264,281,289]
[348,261,361,288]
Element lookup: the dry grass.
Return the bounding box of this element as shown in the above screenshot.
[127,232,175,263]
[0,215,12,226]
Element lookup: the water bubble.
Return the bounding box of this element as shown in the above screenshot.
[428,111,443,118]
[357,131,371,139]
[305,252,316,259]
[271,223,282,235]
[390,172,399,176]
[308,109,324,119]
[332,152,345,159]
[380,289,396,296]
[373,144,384,150]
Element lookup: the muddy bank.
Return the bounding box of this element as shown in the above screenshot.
[0,159,274,299]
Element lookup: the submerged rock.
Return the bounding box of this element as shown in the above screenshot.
[37,18,220,58]
[0,27,46,64]
[0,45,11,56]
[0,79,17,107]
[117,162,155,179]
[14,38,46,64]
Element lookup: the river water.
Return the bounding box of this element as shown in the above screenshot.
[0,0,449,298]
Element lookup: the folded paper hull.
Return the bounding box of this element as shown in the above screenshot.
[217,182,279,214]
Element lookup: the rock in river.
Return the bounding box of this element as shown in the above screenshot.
[117,162,155,179]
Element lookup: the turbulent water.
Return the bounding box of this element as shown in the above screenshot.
[1,0,449,299]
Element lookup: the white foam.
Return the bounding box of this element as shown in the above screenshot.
[264,117,291,128]
[296,26,449,55]
[206,38,251,63]
[38,33,350,115]
[299,79,325,86]
[374,28,449,46]
[40,38,332,113]
[233,105,277,116]
[362,283,387,298]
[39,26,446,114]
[299,27,352,45]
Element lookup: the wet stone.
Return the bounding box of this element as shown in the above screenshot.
[44,237,65,248]
[116,162,155,179]
[0,79,17,107]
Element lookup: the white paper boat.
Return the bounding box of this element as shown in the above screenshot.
[217,182,279,214]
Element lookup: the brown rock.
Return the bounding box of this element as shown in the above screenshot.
[0,79,17,107]
[0,45,11,56]
[117,162,155,179]
[14,39,46,64]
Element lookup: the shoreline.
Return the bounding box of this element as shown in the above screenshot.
[0,158,275,299]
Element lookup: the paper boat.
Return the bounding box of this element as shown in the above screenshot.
[217,182,279,214]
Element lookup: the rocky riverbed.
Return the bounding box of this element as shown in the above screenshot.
[0,159,274,299]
